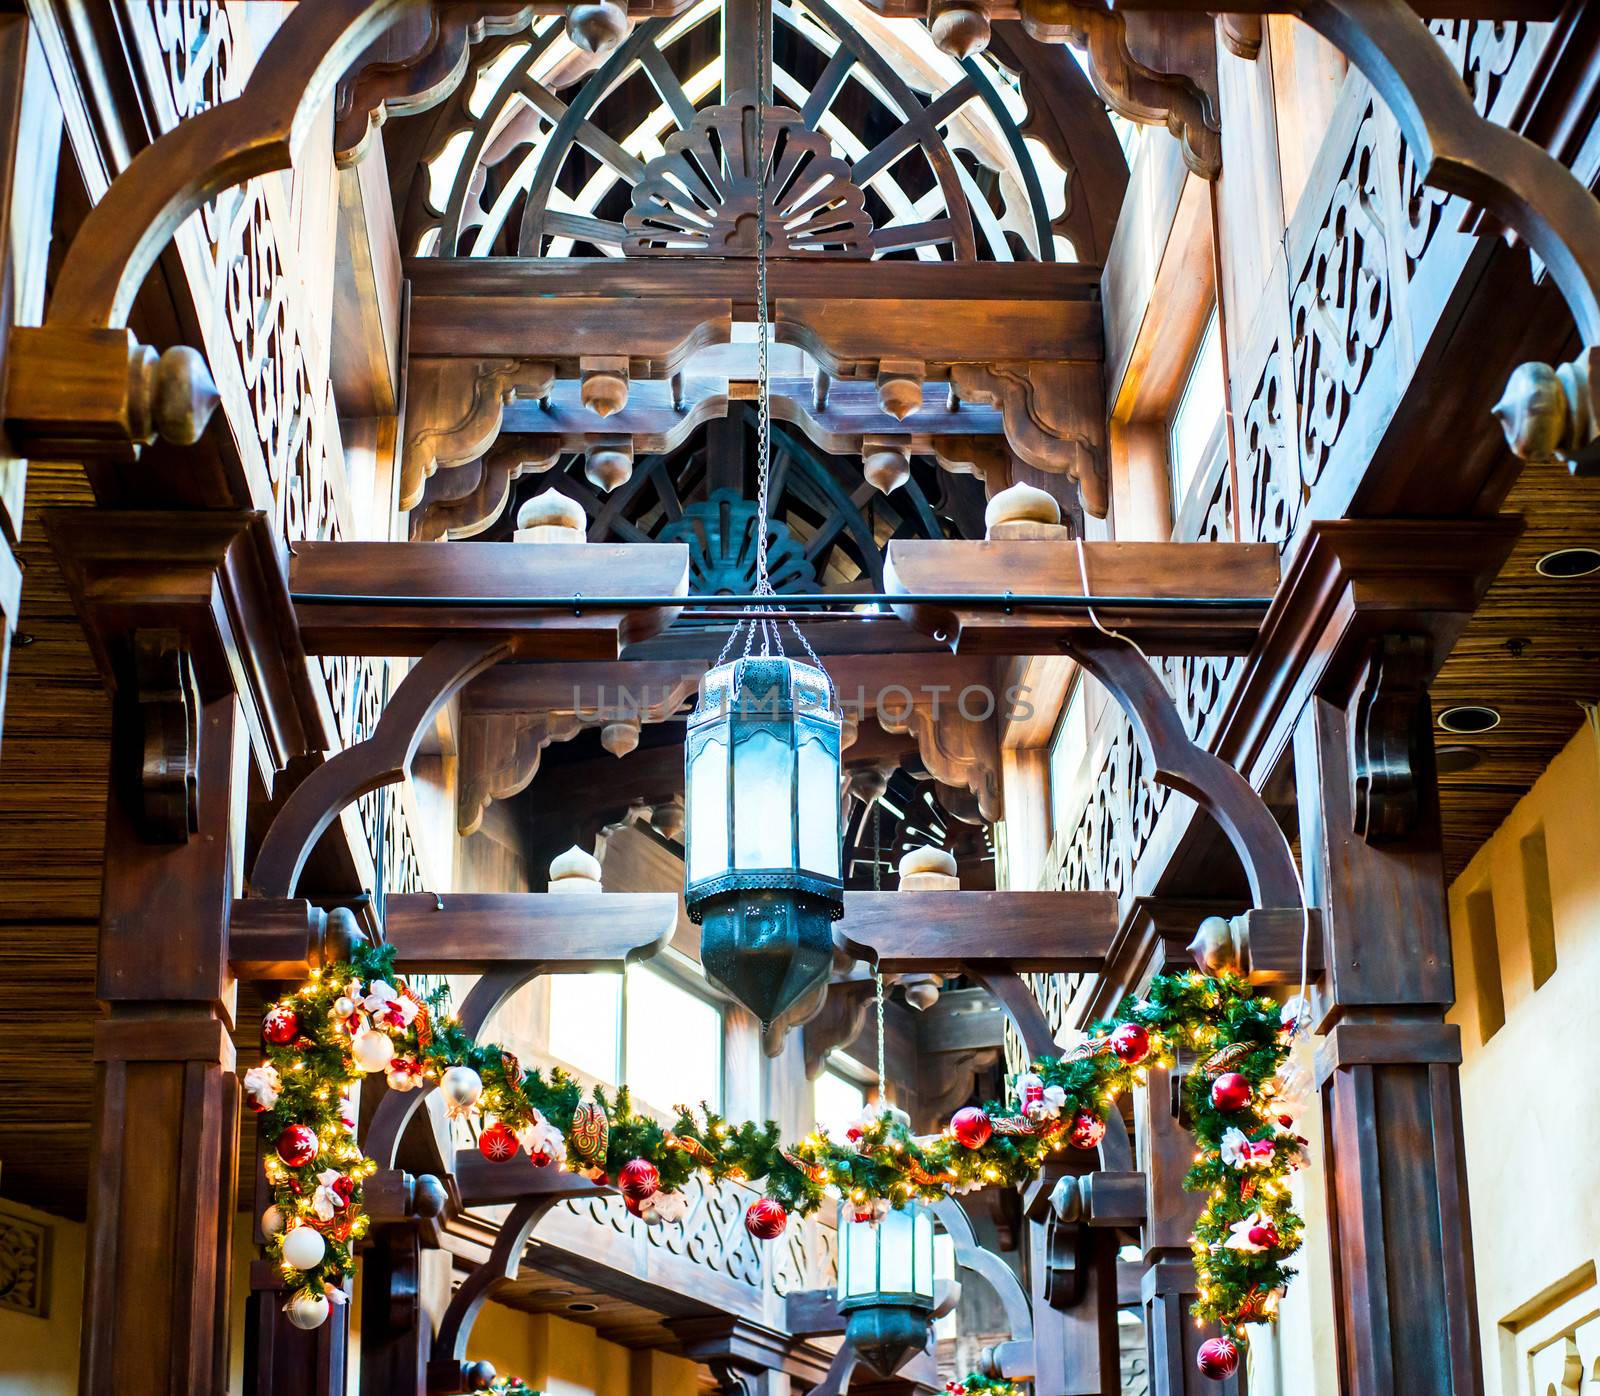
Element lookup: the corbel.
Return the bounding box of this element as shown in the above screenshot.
[410,434,563,541]
[333,5,538,168]
[1014,3,1220,179]
[949,361,1107,517]
[112,629,200,844]
[400,357,557,511]
[457,711,583,836]
[1348,632,1433,842]
[931,435,1013,498]
[873,684,1002,822]
[3,329,219,464]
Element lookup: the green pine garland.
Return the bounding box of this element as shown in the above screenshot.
[249,947,1306,1348]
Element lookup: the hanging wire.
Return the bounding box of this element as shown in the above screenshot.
[872,802,887,1100]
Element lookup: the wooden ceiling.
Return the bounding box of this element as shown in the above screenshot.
[0,461,107,1219]
[1433,464,1600,882]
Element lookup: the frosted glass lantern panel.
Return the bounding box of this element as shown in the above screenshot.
[877,1208,915,1293]
[687,734,729,884]
[797,729,841,878]
[912,1209,935,1297]
[843,1215,878,1299]
[733,727,793,869]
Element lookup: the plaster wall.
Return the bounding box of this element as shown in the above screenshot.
[468,1306,701,1396]
[1443,722,1600,1396]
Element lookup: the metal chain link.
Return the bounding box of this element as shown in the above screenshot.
[872,803,887,1098]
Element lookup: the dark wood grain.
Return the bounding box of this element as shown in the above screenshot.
[835,890,1119,972]
[384,891,677,971]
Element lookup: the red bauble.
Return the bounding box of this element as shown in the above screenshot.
[275,1124,318,1167]
[478,1122,519,1163]
[262,1005,300,1046]
[744,1199,788,1240]
[1248,1221,1280,1249]
[1067,1110,1106,1150]
[331,1175,355,1205]
[1110,1023,1151,1064]
[527,1147,553,1169]
[1196,1336,1240,1379]
[1211,1072,1252,1112]
[950,1107,993,1150]
[619,1159,660,1201]
[624,1194,643,1218]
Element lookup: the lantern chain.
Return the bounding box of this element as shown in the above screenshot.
[873,802,886,1101]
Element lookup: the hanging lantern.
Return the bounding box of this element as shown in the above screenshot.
[684,656,843,1026]
[836,1199,937,1377]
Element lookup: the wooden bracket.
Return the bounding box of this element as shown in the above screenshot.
[1349,632,1433,843]
[114,630,201,844]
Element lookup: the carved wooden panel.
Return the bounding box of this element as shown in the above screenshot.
[0,1206,47,1317]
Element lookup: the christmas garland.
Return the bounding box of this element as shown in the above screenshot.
[247,945,1307,1379]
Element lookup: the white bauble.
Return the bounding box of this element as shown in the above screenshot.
[260,1205,286,1237]
[333,996,355,1019]
[439,1065,483,1111]
[284,1290,330,1331]
[281,1224,327,1271]
[351,1028,395,1073]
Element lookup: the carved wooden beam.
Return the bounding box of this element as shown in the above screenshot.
[286,539,690,655]
[883,538,1280,655]
[835,891,1118,973]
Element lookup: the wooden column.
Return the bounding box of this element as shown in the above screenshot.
[1026,1166,1121,1396]
[1294,683,1483,1396]
[82,691,246,1391]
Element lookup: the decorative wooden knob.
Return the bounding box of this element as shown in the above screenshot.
[567,0,628,54]
[318,906,367,968]
[515,487,587,542]
[898,844,959,891]
[984,480,1060,533]
[549,844,604,894]
[650,798,685,840]
[585,443,633,491]
[930,0,991,59]
[580,359,630,417]
[151,345,222,445]
[601,718,640,756]
[876,358,926,420]
[863,444,911,494]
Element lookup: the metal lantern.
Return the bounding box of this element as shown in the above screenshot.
[683,654,843,1027]
[684,655,843,1023]
[837,1200,938,1376]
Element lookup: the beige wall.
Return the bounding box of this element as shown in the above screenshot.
[0,1201,82,1396]
[1445,722,1600,1396]
[469,1306,702,1396]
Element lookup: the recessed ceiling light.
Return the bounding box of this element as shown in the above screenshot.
[1436,744,1486,774]
[1535,546,1600,578]
[566,1301,599,1313]
[1438,705,1501,734]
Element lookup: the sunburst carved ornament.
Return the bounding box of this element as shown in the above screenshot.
[623,94,874,257]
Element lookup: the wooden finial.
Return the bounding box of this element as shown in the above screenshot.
[984,481,1070,540]
[567,0,627,54]
[898,844,959,891]
[863,441,911,494]
[151,346,222,446]
[1493,353,1598,466]
[585,441,633,491]
[515,487,587,543]
[549,844,604,895]
[876,358,926,420]
[580,356,630,417]
[930,0,991,60]
[600,718,640,756]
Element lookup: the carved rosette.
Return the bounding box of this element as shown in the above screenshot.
[623,94,873,257]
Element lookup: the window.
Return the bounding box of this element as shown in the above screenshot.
[546,964,724,1112]
[1048,677,1091,836]
[625,963,723,1113]
[933,1232,958,1341]
[814,1067,867,1137]
[1168,308,1225,513]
